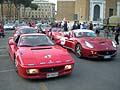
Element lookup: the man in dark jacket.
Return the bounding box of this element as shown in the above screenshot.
[63,21,68,31]
[89,21,93,30]
[115,24,120,45]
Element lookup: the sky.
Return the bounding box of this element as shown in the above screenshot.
[49,0,57,4]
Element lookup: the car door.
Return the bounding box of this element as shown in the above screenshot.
[9,36,20,60]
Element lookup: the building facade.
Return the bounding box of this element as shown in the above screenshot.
[56,0,120,23]
[56,0,75,21]
[20,0,55,20]
[0,1,16,22]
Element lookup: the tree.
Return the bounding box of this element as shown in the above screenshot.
[0,0,4,22]
[11,0,38,19]
[30,3,38,10]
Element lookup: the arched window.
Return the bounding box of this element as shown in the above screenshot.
[93,5,100,21]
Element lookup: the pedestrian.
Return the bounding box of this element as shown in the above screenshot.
[67,21,72,30]
[95,23,100,36]
[89,21,93,30]
[63,21,68,31]
[104,26,110,38]
[115,24,120,45]
[0,23,5,38]
[72,21,78,30]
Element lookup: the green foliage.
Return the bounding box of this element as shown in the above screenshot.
[0,0,4,3]
[30,3,38,10]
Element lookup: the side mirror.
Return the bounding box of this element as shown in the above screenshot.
[9,39,15,45]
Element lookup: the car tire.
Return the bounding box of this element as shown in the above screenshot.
[75,44,82,58]
[14,58,18,73]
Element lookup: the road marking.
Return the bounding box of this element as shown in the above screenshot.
[40,82,48,90]
[0,69,14,73]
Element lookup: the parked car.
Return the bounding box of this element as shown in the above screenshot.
[13,26,38,37]
[45,27,64,39]
[4,23,15,30]
[58,29,117,59]
[8,33,74,79]
[40,24,51,33]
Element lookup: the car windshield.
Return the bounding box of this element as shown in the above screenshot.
[6,23,14,26]
[75,31,96,38]
[16,23,28,27]
[18,35,55,47]
[19,28,37,34]
[51,28,63,32]
[42,24,51,28]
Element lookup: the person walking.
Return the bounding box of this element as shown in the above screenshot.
[115,24,120,45]
[95,23,100,36]
[0,23,5,38]
[89,21,93,30]
[63,21,68,31]
[72,21,78,30]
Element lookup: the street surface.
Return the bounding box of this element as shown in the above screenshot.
[0,30,120,90]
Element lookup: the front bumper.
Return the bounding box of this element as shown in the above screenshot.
[82,48,117,59]
[17,63,74,79]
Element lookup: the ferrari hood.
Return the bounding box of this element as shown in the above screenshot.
[18,45,73,65]
[79,37,116,50]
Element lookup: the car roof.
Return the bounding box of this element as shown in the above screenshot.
[20,33,46,37]
[73,29,95,33]
[17,26,35,30]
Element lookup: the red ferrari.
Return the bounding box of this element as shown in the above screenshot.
[8,33,74,79]
[59,29,117,59]
[45,27,63,39]
[13,26,39,37]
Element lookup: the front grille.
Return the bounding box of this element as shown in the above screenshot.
[40,66,65,73]
[97,50,116,55]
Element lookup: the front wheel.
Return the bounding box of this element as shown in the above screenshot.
[75,44,82,58]
[14,58,18,73]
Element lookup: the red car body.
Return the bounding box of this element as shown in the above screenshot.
[45,27,64,42]
[8,33,74,79]
[58,29,117,59]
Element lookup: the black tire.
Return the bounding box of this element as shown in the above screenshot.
[14,58,18,73]
[75,44,82,58]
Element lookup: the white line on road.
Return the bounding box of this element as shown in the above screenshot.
[0,69,15,73]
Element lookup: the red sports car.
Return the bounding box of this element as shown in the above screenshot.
[13,26,39,37]
[59,29,117,59]
[45,27,63,39]
[8,33,74,79]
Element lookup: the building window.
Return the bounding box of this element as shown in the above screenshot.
[109,8,113,17]
[117,2,120,16]
[93,5,100,21]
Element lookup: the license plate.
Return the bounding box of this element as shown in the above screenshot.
[104,55,111,59]
[47,72,58,78]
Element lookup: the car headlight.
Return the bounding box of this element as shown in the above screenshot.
[112,41,116,48]
[26,69,39,74]
[85,41,94,48]
[64,65,72,70]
